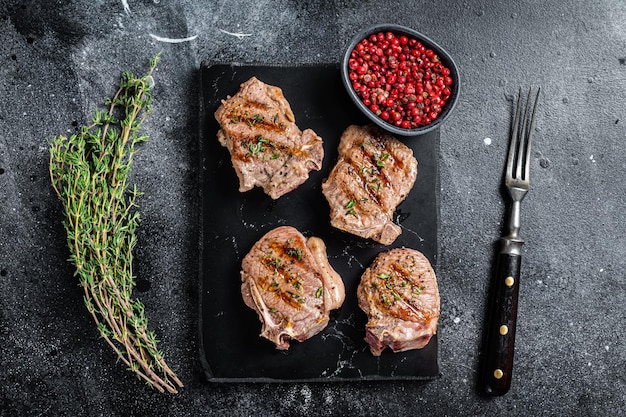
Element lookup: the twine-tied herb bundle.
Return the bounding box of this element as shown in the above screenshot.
[49,55,183,393]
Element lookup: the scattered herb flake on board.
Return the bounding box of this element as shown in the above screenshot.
[48,54,183,394]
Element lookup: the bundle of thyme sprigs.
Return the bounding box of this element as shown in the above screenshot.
[49,55,183,393]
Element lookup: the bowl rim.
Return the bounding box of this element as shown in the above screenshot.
[341,23,461,137]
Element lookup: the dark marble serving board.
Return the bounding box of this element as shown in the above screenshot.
[198,63,440,382]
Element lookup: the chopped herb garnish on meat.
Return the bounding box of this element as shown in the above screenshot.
[293,280,302,291]
[269,307,278,313]
[368,178,382,192]
[315,287,323,298]
[345,199,358,217]
[412,285,424,295]
[360,166,372,175]
[247,136,269,156]
[247,113,264,126]
[373,152,390,168]
[391,291,401,300]
[246,136,272,156]
[359,140,372,149]
[377,272,391,279]
[288,291,307,305]
[230,114,241,124]
[265,255,282,269]
[287,247,303,260]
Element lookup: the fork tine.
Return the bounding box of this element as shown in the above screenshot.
[515,89,532,180]
[522,88,541,181]
[507,88,523,179]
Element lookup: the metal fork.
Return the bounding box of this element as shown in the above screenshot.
[483,88,540,396]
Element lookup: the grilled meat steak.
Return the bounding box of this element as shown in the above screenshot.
[357,247,439,356]
[241,226,345,350]
[215,77,324,199]
[321,125,418,245]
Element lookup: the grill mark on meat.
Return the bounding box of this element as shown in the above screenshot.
[350,149,385,205]
[226,124,320,169]
[227,112,284,133]
[360,141,413,202]
[353,142,399,205]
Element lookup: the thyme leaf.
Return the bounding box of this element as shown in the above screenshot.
[247,113,264,127]
[287,247,303,260]
[345,200,358,217]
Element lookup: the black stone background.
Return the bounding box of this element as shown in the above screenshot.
[1,0,625,415]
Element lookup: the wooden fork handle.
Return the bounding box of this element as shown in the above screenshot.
[483,252,521,396]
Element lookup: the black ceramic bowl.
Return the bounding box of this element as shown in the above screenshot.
[341,24,460,137]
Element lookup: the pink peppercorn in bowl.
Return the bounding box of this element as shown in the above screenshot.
[341,24,460,137]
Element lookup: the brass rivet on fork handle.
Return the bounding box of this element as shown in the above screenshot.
[483,87,540,396]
